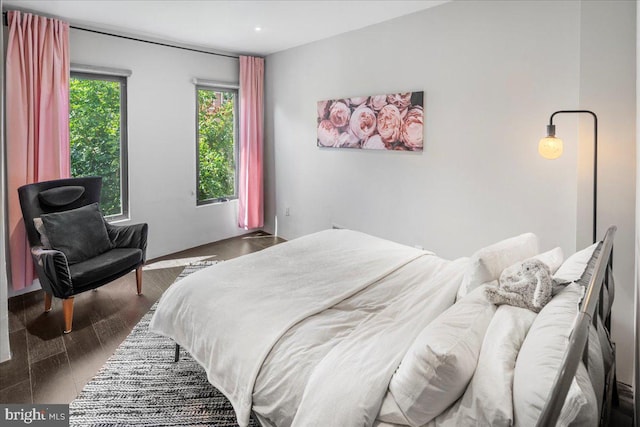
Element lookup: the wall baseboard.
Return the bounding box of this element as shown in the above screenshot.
[7,279,41,298]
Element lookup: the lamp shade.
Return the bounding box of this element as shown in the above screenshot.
[539,136,563,159]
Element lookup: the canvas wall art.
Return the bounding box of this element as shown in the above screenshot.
[317,91,424,151]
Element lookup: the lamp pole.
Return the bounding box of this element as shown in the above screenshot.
[547,110,598,244]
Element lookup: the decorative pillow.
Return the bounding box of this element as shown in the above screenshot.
[457,233,539,300]
[40,203,113,264]
[553,242,599,285]
[485,259,553,313]
[513,283,598,426]
[434,305,536,426]
[389,285,496,425]
[32,217,52,248]
[533,246,564,274]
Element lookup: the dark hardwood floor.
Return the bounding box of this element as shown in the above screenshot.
[0,231,284,404]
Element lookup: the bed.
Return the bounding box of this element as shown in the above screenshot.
[149,226,617,427]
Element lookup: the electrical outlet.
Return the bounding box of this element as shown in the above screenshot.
[285,207,290,216]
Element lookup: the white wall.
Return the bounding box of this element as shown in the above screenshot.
[579,0,637,392]
[266,0,580,255]
[264,0,637,384]
[69,29,246,260]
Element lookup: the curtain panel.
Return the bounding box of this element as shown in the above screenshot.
[6,11,70,291]
[238,56,264,230]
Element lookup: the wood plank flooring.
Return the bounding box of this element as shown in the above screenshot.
[0,231,283,404]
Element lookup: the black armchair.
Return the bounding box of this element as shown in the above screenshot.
[18,177,148,333]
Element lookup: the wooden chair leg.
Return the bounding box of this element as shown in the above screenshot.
[44,292,52,312]
[136,266,143,295]
[62,297,74,334]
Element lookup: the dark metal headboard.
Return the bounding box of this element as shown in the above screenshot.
[537,225,617,426]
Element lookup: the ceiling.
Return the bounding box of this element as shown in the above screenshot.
[3,0,449,56]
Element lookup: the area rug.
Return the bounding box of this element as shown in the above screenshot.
[70,260,260,426]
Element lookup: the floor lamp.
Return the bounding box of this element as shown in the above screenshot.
[538,110,598,244]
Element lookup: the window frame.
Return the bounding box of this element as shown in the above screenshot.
[195,84,239,206]
[69,71,129,221]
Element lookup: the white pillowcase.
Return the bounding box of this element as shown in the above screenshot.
[553,242,599,284]
[513,283,598,426]
[596,316,614,375]
[435,305,536,426]
[587,323,605,415]
[533,246,564,274]
[457,233,539,300]
[388,285,496,426]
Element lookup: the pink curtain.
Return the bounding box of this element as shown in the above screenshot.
[238,56,265,229]
[6,11,70,291]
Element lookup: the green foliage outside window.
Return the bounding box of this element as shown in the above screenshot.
[197,89,236,203]
[69,76,123,216]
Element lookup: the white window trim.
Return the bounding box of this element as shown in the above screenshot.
[195,85,239,206]
[71,63,132,77]
[193,77,238,90]
[70,71,129,221]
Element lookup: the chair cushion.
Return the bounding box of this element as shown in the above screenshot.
[41,202,113,264]
[70,248,142,288]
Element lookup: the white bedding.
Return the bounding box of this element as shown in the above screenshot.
[147,228,611,427]
[149,229,447,427]
[253,254,468,426]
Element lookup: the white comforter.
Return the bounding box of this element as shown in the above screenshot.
[254,254,468,426]
[149,229,468,427]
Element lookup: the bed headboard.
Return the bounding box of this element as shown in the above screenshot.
[537,226,617,426]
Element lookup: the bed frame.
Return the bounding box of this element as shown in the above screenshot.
[537,225,617,426]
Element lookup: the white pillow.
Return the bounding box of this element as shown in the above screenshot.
[533,247,564,274]
[376,394,409,425]
[596,316,614,374]
[561,363,598,427]
[587,323,605,414]
[513,283,598,426]
[435,305,536,426]
[553,242,599,284]
[457,233,539,300]
[389,285,496,426]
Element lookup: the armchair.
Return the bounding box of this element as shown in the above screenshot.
[18,177,148,333]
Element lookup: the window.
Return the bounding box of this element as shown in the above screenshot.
[196,86,238,205]
[69,72,128,219]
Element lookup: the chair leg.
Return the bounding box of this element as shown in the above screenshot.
[44,292,52,312]
[136,266,143,295]
[62,297,74,334]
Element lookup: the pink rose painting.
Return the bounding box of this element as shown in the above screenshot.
[317,91,424,151]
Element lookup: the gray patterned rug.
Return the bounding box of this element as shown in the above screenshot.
[70,260,260,426]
